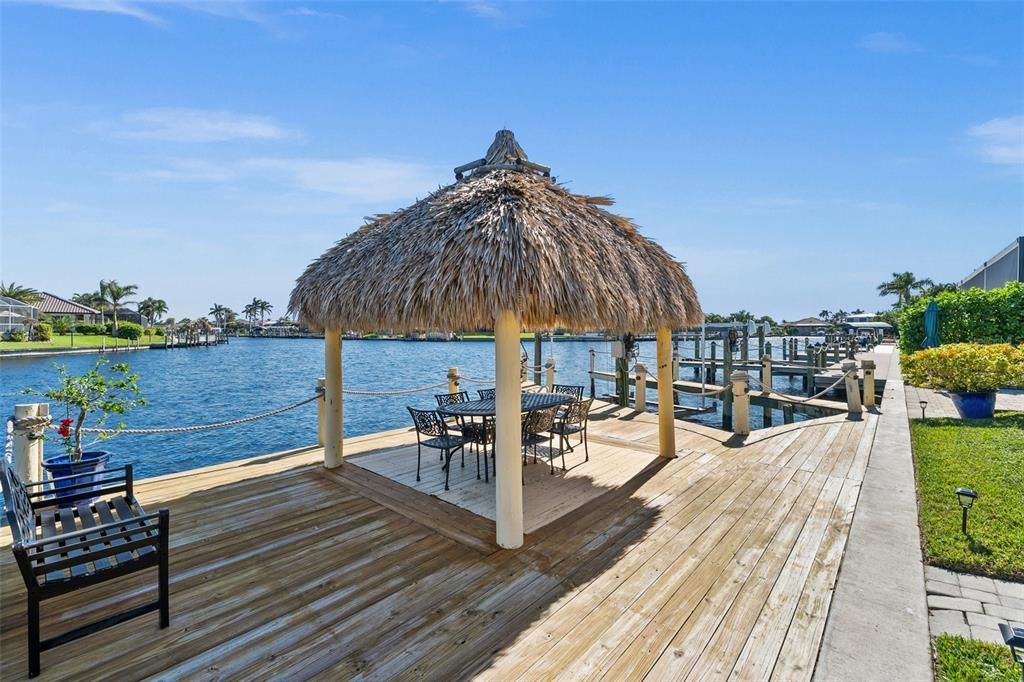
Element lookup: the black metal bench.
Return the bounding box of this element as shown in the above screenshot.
[1,459,170,678]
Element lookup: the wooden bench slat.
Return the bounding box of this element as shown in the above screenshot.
[111,496,156,557]
[38,511,68,583]
[57,508,90,578]
[74,501,113,571]
[93,500,135,566]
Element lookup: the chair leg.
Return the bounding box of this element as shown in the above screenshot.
[443,449,453,491]
[416,444,422,482]
[476,446,481,480]
[583,427,589,462]
[159,509,170,628]
[27,591,40,678]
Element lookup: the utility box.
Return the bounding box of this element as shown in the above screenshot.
[610,340,625,358]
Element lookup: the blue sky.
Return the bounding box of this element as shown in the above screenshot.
[2,1,1022,322]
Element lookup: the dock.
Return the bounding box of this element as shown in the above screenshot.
[1,400,877,680]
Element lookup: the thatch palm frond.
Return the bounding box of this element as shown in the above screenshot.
[290,130,701,333]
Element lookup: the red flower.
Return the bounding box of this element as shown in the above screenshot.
[57,418,73,438]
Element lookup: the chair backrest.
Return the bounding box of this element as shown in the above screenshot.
[552,384,584,401]
[0,459,35,546]
[435,391,469,407]
[524,407,557,434]
[477,388,496,400]
[563,397,594,425]
[407,406,447,437]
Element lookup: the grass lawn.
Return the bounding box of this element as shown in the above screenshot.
[912,412,1024,581]
[0,334,161,352]
[933,634,1020,682]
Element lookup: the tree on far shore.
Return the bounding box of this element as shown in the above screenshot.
[877,272,934,308]
[0,281,43,304]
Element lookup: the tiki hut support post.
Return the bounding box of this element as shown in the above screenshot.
[323,328,343,468]
[656,326,676,458]
[494,310,524,549]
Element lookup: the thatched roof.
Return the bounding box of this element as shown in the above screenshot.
[289,130,701,333]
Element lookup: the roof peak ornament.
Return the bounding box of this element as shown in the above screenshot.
[454,129,551,181]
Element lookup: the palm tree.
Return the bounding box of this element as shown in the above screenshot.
[242,302,257,331]
[73,290,108,324]
[99,280,139,332]
[819,309,833,322]
[208,303,228,328]
[877,272,934,308]
[138,297,168,326]
[0,282,42,304]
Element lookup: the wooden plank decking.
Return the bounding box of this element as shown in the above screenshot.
[0,406,877,680]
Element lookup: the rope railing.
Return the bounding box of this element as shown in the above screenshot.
[747,369,854,403]
[589,369,729,398]
[340,381,453,396]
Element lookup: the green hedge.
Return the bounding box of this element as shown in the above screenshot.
[897,282,1024,353]
[37,322,52,341]
[116,321,144,340]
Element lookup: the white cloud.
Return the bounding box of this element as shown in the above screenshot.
[22,0,164,24]
[858,32,921,54]
[105,108,295,143]
[144,156,445,204]
[967,116,1024,166]
[464,1,504,20]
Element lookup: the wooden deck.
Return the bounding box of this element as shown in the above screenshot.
[0,406,878,680]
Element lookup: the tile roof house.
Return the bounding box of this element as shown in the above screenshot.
[36,292,100,322]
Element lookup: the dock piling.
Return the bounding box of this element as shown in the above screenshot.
[589,348,596,398]
[841,359,862,416]
[731,371,750,436]
[447,367,459,394]
[861,359,876,408]
[635,364,647,411]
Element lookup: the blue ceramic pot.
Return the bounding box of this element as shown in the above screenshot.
[949,392,996,420]
[41,451,110,506]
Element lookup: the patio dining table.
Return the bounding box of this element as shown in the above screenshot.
[438,391,573,418]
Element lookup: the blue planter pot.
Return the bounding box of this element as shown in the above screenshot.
[949,392,996,420]
[41,451,110,507]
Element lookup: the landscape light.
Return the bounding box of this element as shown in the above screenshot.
[998,623,1024,682]
[955,487,978,534]
[919,400,927,419]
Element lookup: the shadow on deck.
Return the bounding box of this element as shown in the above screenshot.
[0,406,877,680]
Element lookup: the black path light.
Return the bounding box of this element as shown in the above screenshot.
[919,400,928,419]
[999,623,1024,682]
[955,487,979,533]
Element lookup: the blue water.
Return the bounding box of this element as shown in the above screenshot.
[1,336,816,482]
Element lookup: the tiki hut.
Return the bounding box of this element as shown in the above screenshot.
[290,130,701,548]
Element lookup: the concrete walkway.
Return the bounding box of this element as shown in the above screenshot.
[815,345,933,681]
[926,566,1024,644]
[905,384,1024,419]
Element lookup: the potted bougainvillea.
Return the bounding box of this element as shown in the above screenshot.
[23,359,145,502]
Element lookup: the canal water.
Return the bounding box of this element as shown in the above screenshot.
[1,337,817,483]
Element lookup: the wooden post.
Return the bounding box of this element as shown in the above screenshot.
[741,329,749,362]
[783,403,794,424]
[722,345,734,430]
[533,333,543,386]
[761,353,772,428]
[805,349,815,394]
[634,364,647,411]
[862,359,876,408]
[709,341,717,384]
[615,354,629,408]
[731,371,750,436]
[447,367,459,395]
[782,337,788,360]
[494,310,524,549]
[842,359,862,416]
[589,348,596,398]
[671,350,680,407]
[833,343,841,365]
[656,327,676,458]
[671,351,680,382]
[323,328,343,469]
[545,357,556,392]
[316,377,326,446]
[13,403,47,482]
[757,327,765,359]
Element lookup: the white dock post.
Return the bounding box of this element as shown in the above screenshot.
[656,327,676,458]
[842,359,862,416]
[634,364,647,411]
[323,328,343,468]
[545,357,556,392]
[671,351,680,382]
[731,371,750,436]
[589,348,596,398]
[861,359,876,408]
[13,403,48,483]
[447,367,459,395]
[494,310,524,549]
[761,354,773,394]
[316,377,326,446]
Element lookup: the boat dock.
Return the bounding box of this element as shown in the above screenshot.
[1,399,877,680]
